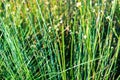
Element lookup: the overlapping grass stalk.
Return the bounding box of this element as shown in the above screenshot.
[0,0,120,80]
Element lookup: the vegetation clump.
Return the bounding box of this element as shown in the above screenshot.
[0,0,120,80]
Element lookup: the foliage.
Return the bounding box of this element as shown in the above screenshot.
[0,0,120,80]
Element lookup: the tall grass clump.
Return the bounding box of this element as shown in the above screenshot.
[0,0,120,80]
